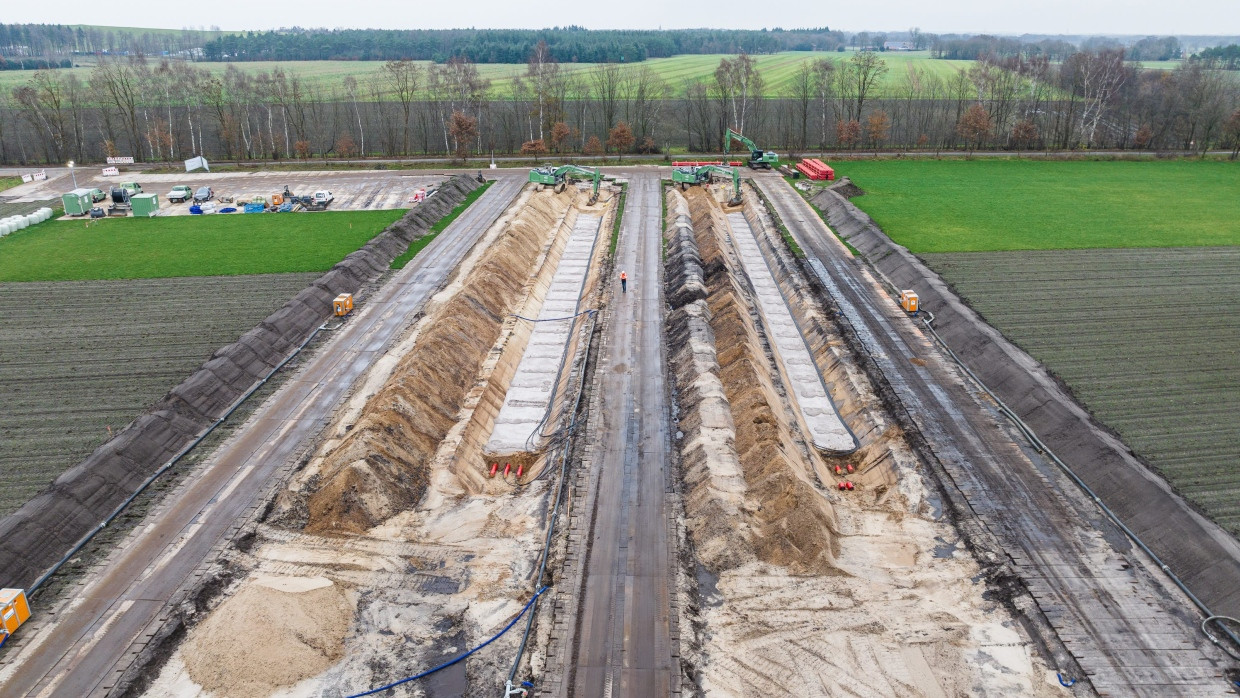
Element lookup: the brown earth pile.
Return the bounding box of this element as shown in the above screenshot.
[686,187,839,574]
[0,176,480,589]
[182,576,352,698]
[664,190,752,571]
[302,188,573,534]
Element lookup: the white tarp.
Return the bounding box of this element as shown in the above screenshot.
[184,156,210,172]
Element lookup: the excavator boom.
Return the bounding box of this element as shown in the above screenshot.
[724,128,779,169]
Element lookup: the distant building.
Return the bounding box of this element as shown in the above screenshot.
[884,41,914,51]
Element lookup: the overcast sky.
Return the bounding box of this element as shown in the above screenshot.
[9,0,1240,36]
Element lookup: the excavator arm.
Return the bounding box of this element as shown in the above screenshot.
[725,128,759,155]
[697,165,743,205]
[555,165,602,204]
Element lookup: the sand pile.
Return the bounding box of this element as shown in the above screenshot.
[664,190,752,570]
[180,576,352,698]
[301,188,575,534]
[666,187,838,574]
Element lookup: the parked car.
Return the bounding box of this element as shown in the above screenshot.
[88,188,106,202]
[119,182,143,194]
[167,185,194,204]
[193,186,214,203]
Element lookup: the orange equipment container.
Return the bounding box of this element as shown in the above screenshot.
[333,293,354,317]
[0,588,31,637]
[271,193,285,206]
[899,290,920,314]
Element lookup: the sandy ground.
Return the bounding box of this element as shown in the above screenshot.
[672,184,1062,696]
[143,183,615,697]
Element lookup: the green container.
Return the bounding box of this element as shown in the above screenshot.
[130,193,160,218]
[61,189,94,216]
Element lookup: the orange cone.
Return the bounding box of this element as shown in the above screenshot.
[489,463,499,477]
[504,463,512,477]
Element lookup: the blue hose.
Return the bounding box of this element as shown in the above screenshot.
[346,586,549,698]
[1057,673,1076,687]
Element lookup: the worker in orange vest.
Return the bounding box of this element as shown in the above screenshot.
[620,270,628,294]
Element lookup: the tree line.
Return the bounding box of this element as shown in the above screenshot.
[0,23,214,62]
[201,27,848,64]
[3,44,1238,167]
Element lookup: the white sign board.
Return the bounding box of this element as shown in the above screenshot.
[184,155,210,173]
[33,170,47,181]
[102,166,120,177]
[21,174,32,183]
[106,156,135,164]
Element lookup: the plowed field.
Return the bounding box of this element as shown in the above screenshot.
[924,247,1240,534]
[0,274,318,516]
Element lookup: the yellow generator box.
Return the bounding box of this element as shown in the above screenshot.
[0,588,31,635]
[899,290,920,313]
[333,293,354,317]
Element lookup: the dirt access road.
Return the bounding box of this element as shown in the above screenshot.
[562,173,679,696]
[0,176,523,698]
[755,175,1232,695]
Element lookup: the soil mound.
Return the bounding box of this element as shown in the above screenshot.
[181,576,352,698]
[827,176,865,199]
[302,188,574,534]
[670,187,838,574]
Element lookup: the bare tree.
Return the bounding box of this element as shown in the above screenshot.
[1224,109,1240,159]
[591,63,624,135]
[714,52,763,134]
[791,60,816,152]
[382,59,421,155]
[91,55,147,160]
[526,40,561,142]
[13,70,68,163]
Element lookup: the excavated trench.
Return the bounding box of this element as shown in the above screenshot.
[667,183,1059,696]
[143,183,618,697]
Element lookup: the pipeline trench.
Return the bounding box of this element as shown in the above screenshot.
[3,170,1236,698]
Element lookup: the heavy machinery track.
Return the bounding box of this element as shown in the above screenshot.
[755,176,1232,696]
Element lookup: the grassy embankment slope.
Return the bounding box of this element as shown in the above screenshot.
[839,158,1240,534]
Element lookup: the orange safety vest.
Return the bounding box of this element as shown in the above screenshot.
[620,272,627,281]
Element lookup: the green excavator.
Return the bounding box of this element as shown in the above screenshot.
[670,165,743,205]
[528,165,602,204]
[724,128,779,169]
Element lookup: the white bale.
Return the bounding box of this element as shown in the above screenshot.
[0,221,11,235]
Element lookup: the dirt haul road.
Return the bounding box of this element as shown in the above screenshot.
[0,175,523,698]
[754,175,1234,695]
[561,173,679,696]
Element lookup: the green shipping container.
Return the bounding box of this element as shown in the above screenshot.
[130,193,160,218]
[61,189,94,216]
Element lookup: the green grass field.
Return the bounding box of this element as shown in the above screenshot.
[0,210,403,281]
[0,176,24,193]
[839,159,1240,252]
[0,51,977,99]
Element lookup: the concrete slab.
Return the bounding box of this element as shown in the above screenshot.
[487,214,602,454]
[725,211,856,453]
